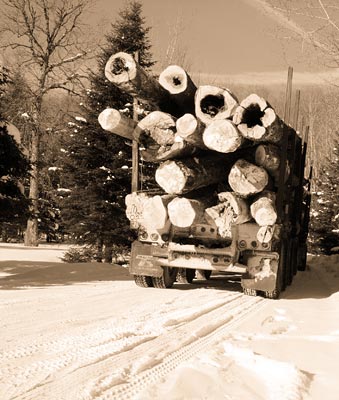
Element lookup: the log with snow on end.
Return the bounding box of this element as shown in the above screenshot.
[105,52,180,116]
[233,94,286,143]
[228,159,269,197]
[167,197,207,228]
[202,119,243,153]
[98,108,136,140]
[250,191,277,226]
[159,65,196,114]
[155,154,234,195]
[125,192,174,230]
[175,113,207,149]
[195,85,238,125]
[204,192,251,239]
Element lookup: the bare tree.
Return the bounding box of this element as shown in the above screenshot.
[0,0,92,246]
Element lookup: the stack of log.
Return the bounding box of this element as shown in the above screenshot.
[99,52,291,244]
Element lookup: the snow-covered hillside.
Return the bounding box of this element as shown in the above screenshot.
[0,244,338,400]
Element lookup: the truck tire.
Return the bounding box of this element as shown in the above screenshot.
[134,275,154,288]
[177,268,196,284]
[152,267,178,288]
[243,288,257,296]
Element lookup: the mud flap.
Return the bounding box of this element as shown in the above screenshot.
[129,241,167,278]
[241,253,279,292]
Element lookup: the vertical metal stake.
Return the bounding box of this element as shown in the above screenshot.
[131,51,140,193]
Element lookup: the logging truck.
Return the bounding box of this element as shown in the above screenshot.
[99,52,312,299]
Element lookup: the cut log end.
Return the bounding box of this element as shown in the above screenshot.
[195,85,238,125]
[228,159,269,197]
[203,119,242,153]
[155,161,187,194]
[98,108,121,131]
[176,113,198,137]
[105,52,136,84]
[159,65,188,94]
[168,197,204,227]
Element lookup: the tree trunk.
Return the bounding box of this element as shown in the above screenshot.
[104,240,113,263]
[158,65,196,114]
[205,192,251,239]
[155,154,233,195]
[195,85,238,125]
[175,113,207,149]
[167,197,212,228]
[135,111,198,161]
[105,52,180,117]
[233,94,285,143]
[98,108,137,140]
[125,192,173,230]
[24,130,39,247]
[250,191,277,226]
[202,119,243,153]
[228,159,269,197]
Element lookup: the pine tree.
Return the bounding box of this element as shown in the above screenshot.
[60,1,155,261]
[0,66,30,241]
[309,135,339,254]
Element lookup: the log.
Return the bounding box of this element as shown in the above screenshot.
[175,113,207,149]
[98,108,136,140]
[125,192,173,230]
[105,52,180,116]
[257,225,274,244]
[228,159,269,197]
[158,65,196,114]
[233,94,286,143]
[205,192,251,239]
[195,85,238,125]
[134,111,198,162]
[135,111,176,147]
[250,191,277,226]
[167,197,206,228]
[155,154,233,194]
[202,119,243,153]
[254,144,280,173]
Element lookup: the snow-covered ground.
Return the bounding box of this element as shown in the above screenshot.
[0,243,338,400]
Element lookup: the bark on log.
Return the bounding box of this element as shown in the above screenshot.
[105,52,180,117]
[257,225,274,244]
[228,159,269,197]
[233,94,285,143]
[202,119,243,153]
[125,192,173,230]
[159,65,196,114]
[204,192,251,239]
[250,191,277,226]
[98,108,136,140]
[167,197,206,228]
[195,85,238,125]
[175,113,207,149]
[155,154,233,194]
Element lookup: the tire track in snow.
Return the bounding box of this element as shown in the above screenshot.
[93,296,266,400]
[0,291,243,400]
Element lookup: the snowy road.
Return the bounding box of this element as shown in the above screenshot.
[0,250,339,400]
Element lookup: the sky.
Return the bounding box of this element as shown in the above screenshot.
[87,0,328,81]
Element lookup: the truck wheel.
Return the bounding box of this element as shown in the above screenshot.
[134,275,154,288]
[196,269,212,280]
[264,289,280,299]
[152,267,178,289]
[243,288,257,297]
[177,268,196,284]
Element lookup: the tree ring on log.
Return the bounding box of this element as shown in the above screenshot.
[159,65,188,94]
[105,52,136,83]
[195,85,238,125]
[203,119,242,153]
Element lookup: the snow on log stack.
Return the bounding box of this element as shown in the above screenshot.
[99,52,294,243]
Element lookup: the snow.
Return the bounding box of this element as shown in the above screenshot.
[0,244,338,400]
